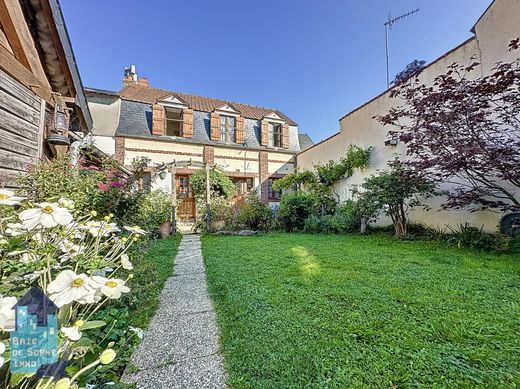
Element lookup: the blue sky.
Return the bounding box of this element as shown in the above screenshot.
[61,0,491,142]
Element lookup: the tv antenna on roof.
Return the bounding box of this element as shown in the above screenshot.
[384,8,420,89]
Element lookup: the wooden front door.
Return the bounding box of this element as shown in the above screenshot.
[176,175,195,220]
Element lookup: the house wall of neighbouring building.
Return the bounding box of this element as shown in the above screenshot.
[298,0,520,231]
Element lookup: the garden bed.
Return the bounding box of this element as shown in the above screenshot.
[202,233,520,387]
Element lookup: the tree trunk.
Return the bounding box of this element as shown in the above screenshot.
[360,217,367,234]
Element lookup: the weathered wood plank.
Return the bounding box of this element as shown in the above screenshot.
[0,148,35,171]
[0,166,21,188]
[0,69,41,108]
[2,0,51,89]
[0,87,39,123]
[0,106,39,141]
[0,45,53,104]
[0,26,13,55]
[0,0,30,69]
[0,128,38,157]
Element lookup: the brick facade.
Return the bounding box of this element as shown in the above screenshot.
[114,136,125,163]
[203,145,214,165]
[259,151,269,202]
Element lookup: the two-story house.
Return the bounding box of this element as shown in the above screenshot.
[86,66,313,221]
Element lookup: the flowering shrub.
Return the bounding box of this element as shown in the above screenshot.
[17,153,147,227]
[0,189,147,387]
[134,190,172,238]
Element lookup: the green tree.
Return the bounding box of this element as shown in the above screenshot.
[358,159,435,237]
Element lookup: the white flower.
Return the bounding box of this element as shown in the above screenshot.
[47,270,95,307]
[91,276,130,299]
[121,254,133,270]
[22,270,44,281]
[19,202,73,229]
[61,325,81,341]
[58,197,75,210]
[124,225,147,235]
[88,222,120,237]
[76,289,102,304]
[20,252,38,264]
[5,223,23,236]
[129,326,144,339]
[0,295,17,331]
[0,189,25,206]
[7,250,38,264]
[59,240,83,259]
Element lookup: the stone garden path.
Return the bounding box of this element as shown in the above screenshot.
[123,235,227,388]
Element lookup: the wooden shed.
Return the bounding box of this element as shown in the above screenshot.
[0,0,92,187]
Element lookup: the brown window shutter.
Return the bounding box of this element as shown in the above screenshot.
[282,123,289,148]
[183,108,194,138]
[260,119,269,146]
[210,112,220,141]
[236,116,245,143]
[152,104,166,135]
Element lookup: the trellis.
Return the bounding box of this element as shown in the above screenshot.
[157,159,216,234]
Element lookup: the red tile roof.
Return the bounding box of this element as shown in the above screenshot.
[119,84,297,126]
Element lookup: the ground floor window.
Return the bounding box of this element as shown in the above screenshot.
[268,178,282,200]
[232,177,254,195]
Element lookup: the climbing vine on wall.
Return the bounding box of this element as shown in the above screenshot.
[273,145,372,213]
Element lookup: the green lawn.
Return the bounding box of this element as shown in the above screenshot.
[202,233,520,388]
[129,235,181,326]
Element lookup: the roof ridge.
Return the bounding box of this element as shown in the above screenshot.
[122,84,281,113]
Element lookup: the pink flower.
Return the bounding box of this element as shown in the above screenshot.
[110,181,122,188]
[88,165,100,171]
[97,182,109,192]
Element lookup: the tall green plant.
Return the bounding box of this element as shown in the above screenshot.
[189,168,235,199]
[358,159,435,237]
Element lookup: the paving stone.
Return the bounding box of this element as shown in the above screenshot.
[125,353,227,389]
[130,311,220,369]
[123,235,227,388]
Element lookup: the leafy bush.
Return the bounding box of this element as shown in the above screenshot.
[358,159,435,237]
[276,192,315,231]
[303,215,324,233]
[447,223,505,251]
[136,190,172,238]
[195,197,234,232]
[237,192,273,231]
[190,168,235,200]
[334,200,361,232]
[17,152,147,226]
[0,191,146,387]
[302,201,361,234]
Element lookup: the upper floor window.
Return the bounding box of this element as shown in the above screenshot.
[269,123,282,147]
[166,108,183,136]
[220,115,236,143]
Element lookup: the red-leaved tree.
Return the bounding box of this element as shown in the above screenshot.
[376,38,520,213]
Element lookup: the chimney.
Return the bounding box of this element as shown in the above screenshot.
[137,78,149,87]
[122,64,149,87]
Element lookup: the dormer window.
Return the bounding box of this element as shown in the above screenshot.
[220,115,236,143]
[166,108,183,137]
[269,123,282,147]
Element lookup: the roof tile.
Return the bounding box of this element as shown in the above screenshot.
[119,84,297,126]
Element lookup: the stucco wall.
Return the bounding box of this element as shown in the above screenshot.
[87,94,121,136]
[298,0,519,231]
